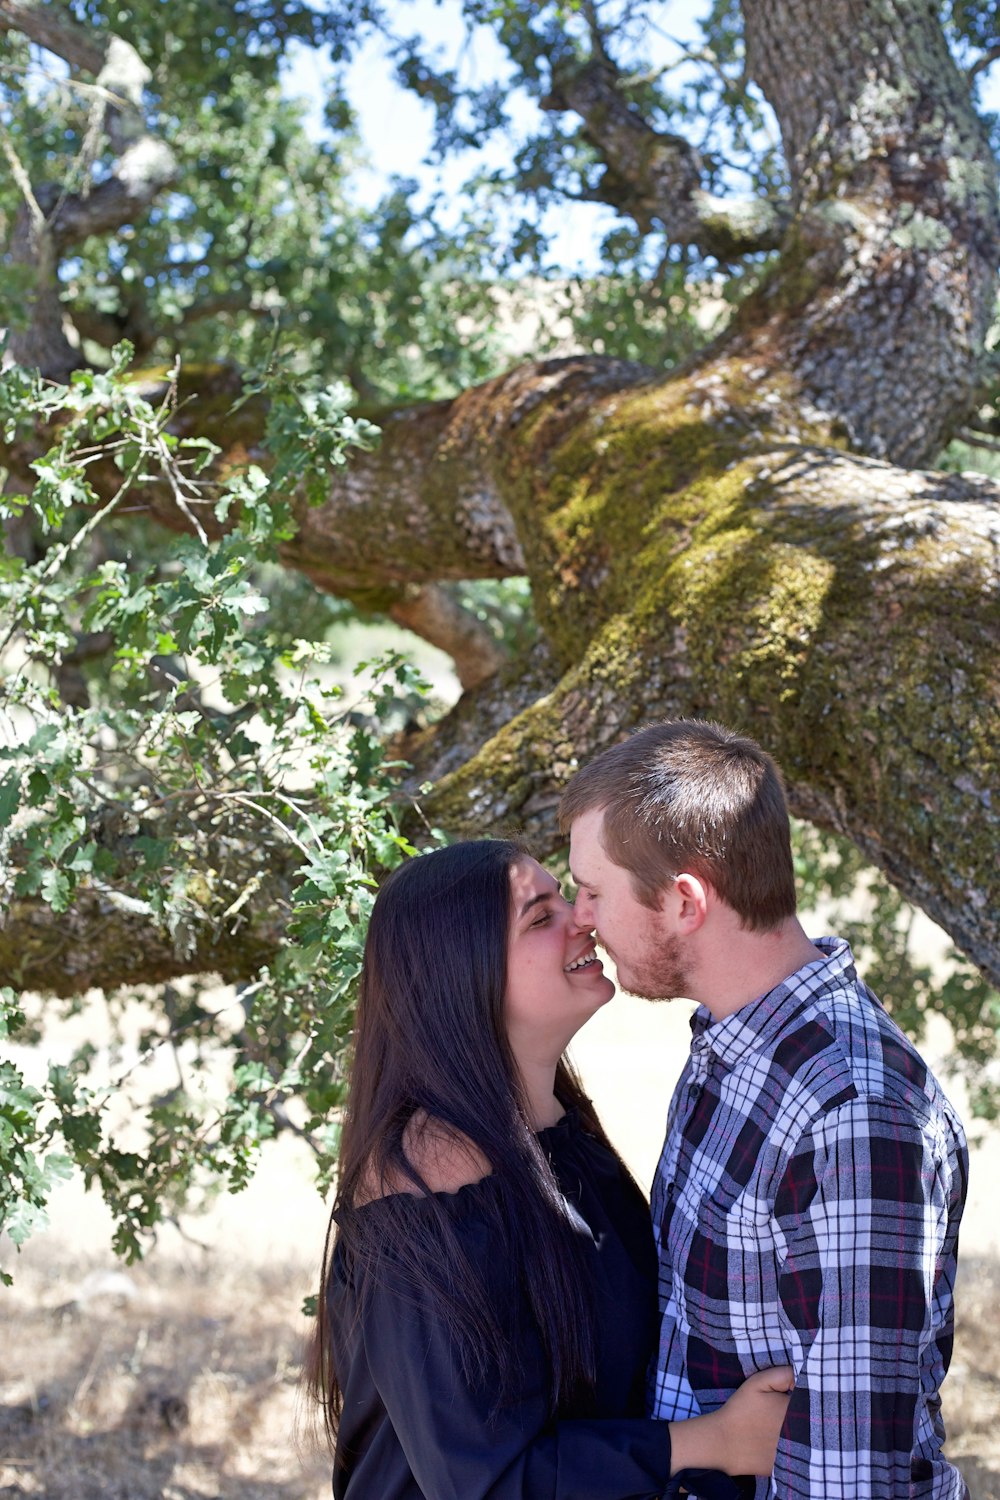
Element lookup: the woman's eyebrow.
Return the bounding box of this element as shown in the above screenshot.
[519,888,556,917]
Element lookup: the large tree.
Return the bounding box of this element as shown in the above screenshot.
[1,1,999,1246]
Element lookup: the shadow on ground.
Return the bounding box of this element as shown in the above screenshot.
[0,1252,330,1500]
[1,1245,997,1498]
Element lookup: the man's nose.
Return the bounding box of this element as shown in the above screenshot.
[570,893,594,932]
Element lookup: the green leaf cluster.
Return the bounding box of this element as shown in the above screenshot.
[0,992,72,1280]
[0,348,443,1263]
[0,3,517,405]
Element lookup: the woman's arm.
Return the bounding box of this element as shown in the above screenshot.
[356,1265,791,1500]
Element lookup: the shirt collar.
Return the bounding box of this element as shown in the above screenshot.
[689,936,857,1069]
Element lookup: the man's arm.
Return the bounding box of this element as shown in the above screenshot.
[773,1096,960,1500]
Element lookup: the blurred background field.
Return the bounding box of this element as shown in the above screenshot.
[3,983,999,1500]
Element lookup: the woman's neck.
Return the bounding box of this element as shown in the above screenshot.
[518,1057,565,1131]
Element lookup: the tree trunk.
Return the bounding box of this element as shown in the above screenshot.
[731,0,1000,466]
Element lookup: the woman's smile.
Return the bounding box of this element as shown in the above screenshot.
[564,946,602,974]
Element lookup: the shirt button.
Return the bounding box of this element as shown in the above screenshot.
[665,1181,675,1201]
[688,1083,702,1102]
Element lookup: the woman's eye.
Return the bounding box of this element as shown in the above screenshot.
[530,911,552,927]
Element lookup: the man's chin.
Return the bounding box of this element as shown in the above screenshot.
[597,943,688,1002]
[617,969,689,1003]
[618,974,666,1002]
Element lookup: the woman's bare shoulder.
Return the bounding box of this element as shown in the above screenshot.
[355,1112,493,1204]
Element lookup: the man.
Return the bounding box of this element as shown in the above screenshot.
[560,719,968,1500]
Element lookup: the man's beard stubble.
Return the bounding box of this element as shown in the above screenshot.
[603,932,693,1004]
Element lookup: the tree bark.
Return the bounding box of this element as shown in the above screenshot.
[398,406,1000,989]
[0,797,299,997]
[735,0,1000,464]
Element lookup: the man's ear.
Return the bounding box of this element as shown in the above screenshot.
[671,872,709,933]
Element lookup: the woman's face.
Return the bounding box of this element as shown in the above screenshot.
[504,857,615,1063]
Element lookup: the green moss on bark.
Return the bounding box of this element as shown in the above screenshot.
[419,411,999,984]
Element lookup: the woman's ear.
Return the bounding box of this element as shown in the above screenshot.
[671,872,709,933]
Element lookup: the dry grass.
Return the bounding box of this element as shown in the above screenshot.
[946,1256,1000,1499]
[2,1244,999,1499]
[0,1249,331,1500]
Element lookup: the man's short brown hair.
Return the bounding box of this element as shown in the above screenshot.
[559,719,797,930]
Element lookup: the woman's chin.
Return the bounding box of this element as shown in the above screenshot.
[581,976,616,1016]
[597,978,616,1008]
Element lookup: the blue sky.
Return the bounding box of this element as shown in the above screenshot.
[283,0,709,270]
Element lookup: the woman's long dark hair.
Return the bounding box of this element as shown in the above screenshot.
[309,839,620,1443]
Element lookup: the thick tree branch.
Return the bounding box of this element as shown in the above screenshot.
[281,358,648,595]
[542,55,789,259]
[35,358,641,601]
[0,802,300,998]
[386,584,505,690]
[0,886,284,998]
[403,433,1000,990]
[0,1,105,75]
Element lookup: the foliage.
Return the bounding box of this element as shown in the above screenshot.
[377,0,785,275]
[0,5,513,404]
[0,989,73,1281]
[0,345,441,1262]
[453,577,538,655]
[0,0,738,390]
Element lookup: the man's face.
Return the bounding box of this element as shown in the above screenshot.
[568,805,693,1002]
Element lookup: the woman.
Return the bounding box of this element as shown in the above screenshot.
[311,839,792,1498]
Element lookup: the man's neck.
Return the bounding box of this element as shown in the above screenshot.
[695,917,822,1022]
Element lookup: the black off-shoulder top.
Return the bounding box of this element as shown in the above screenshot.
[327,1109,677,1500]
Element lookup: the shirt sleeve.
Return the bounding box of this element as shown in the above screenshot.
[357,1258,676,1500]
[773,1097,951,1500]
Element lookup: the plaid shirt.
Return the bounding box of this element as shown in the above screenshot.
[650,938,968,1500]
